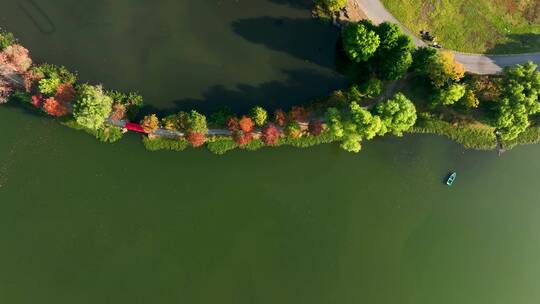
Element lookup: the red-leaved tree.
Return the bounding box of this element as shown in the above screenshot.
[234,131,253,146]
[43,97,69,117]
[289,106,309,123]
[308,119,323,136]
[239,115,254,133]
[22,70,41,93]
[31,94,43,108]
[274,109,286,127]
[55,83,75,103]
[262,123,281,145]
[187,131,206,147]
[226,117,239,132]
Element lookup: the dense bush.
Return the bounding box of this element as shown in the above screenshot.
[411,113,497,150]
[94,125,124,143]
[239,138,265,151]
[279,130,336,148]
[0,29,16,50]
[207,137,238,155]
[143,137,189,152]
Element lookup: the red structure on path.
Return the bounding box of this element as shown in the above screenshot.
[124,122,147,133]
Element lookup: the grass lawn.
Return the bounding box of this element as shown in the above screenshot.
[380,0,540,54]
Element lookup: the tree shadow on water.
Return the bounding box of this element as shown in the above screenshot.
[141,69,345,117]
[266,0,313,9]
[486,33,540,55]
[231,17,341,69]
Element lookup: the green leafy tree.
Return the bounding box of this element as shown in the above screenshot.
[426,51,465,88]
[326,107,344,138]
[188,110,208,134]
[459,88,480,109]
[410,47,438,73]
[376,93,417,136]
[495,62,540,140]
[349,79,384,101]
[73,84,113,130]
[432,83,466,106]
[350,102,382,139]
[33,64,77,95]
[250,106,268,127]
[377,36,414,80]
[340,121,362,153]
[342,22,380,63]
[373,23,414,80]
[317,0,346,12]
[0,30,16,50]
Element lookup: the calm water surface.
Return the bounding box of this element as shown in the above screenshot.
[1,1,540,304]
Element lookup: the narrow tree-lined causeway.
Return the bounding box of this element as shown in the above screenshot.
[1,1,540,304]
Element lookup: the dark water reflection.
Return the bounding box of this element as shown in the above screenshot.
[0,0,344,112]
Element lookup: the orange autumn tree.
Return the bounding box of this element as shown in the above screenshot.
[238,116,254,133]
[140,114,160,133]
[43,97,69,117]
[187,131,206,147]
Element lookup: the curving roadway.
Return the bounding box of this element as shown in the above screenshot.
[355,0,540,75]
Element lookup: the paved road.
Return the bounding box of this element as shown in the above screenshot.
[355,0,540,74]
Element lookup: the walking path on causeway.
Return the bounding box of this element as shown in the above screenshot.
[354,0,540,74]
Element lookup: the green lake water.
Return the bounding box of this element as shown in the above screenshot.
[1,1,540,304]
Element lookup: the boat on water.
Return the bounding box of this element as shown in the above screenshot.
[446,172,457,186]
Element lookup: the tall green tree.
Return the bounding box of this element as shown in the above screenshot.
[73,84,113,130]
[342,22,380,63]
[376,93,417,136]
[350,102,382,139]
[326,107,344,138]
[374,23,414,80]
[250,106,268,127]
[317,0,346,12]
[495,62,540,140]
[340,121,362,153]
[432,83,466,106]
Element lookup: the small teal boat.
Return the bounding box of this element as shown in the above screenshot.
[446,172,457,186]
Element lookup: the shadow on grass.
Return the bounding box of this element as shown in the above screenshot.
[486,33,540,54]
[141,68,345,117]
